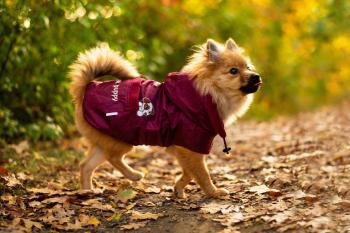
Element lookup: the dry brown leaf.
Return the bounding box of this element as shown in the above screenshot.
[23,219,43,230]
[82,198,114,211]
[213,212,244,226]
[0,166,9,176]
[78,214,101,227]
[87,217,101,227]
[1,193,16,205]
[130,211,163,220]
[249,184,270,194]
[4,175,22,187]
[28,201,43,208]
[304,194,318,203]
[10,140,30,154]
[200,202,231,214]
[28,187,56,194]
[42,196,68,204]
[305,216,333,229]
[249,184,281,197]
[338,200,350,210]
[144,186,161,194]
[120,222,147,230]
[267,190,282,198]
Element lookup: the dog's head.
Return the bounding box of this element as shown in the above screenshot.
[184,39,262,96]
[206,38,262,95]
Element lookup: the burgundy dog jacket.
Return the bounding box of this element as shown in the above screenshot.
[83,72,230,154]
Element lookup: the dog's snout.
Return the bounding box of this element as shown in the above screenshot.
[249,74,261,84]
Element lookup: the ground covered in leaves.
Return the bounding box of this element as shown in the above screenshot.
[1,102,350,233]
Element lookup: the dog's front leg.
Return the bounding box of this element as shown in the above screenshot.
[172,146,229,198]
[174,171,192,198]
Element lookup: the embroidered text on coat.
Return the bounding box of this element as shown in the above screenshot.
[111,80,121,101]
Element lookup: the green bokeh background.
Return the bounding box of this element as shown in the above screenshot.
[1,0,350,142]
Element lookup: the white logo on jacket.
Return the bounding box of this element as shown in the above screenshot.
[111,80,121,101]
[137,97,154,117]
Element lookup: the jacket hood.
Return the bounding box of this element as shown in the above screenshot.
[164,72,231,154]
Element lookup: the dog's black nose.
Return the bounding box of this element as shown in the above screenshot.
[249,74,261,84]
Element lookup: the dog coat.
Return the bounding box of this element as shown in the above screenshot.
[83,72,231,154]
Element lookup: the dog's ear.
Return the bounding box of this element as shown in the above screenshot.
[206,39,220,62]
[225,38,238,51]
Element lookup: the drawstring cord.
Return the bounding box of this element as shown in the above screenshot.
[222,137,231,154]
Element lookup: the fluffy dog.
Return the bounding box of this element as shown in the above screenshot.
[69,38,261,198]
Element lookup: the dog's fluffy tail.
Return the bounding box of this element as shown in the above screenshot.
[69,45,139,104]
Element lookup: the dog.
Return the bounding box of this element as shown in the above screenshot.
[69,38,261,198]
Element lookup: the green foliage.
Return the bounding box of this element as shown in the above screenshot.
[1,0,350,142]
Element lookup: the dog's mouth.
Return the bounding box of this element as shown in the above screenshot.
[240,81,262,94]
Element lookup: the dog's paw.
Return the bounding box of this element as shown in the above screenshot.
[174,189,187,199]
[128,171,144,181]
[211,188,229,198]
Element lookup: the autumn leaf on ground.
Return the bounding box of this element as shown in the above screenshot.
[144,186,161,193]
[78,214,101,227]
[249,184,281,197]
[213,212,244,226]
[9,140,30,155]
[130,210,163,220]
[117,189,137,202]
[1,193,16,205]
[82,198,115,211]
[107,213,123,222]
[120,222,147,230]
[0,166,9,175]
[87,217,101,227]
[23,219,43,230]
[200,201,235,214]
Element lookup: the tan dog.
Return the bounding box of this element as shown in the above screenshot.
[69,38,261,198]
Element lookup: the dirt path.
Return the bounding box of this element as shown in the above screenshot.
[1,102,350,232]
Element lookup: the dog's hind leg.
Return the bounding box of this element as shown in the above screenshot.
[80,145,106,190]
[105,147,144,181]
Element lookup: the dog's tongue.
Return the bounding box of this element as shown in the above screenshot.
[254,82,262,87]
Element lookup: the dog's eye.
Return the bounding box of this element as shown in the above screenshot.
[229,67,239,75]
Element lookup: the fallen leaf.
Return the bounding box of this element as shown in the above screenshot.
[10,140,30,154]
[304,194,318,203]
[338,200,350,210]
[213,212,244,226]
[120,222,147,230]
[0,166,9,176]
[249,184,270,194]
[249,184,281,197]
[267,190,282,198]
[144,186,161,194]
[42,196,68,204]
[1,193,16,205]
[200,202,231,214]
[107,213,122,222]
[87,217,101,227]
[117,189,137,202]
[28,187,56,194]
[4,175,22,187]
[130,211,163,220]
[82,198,115,211]
[23,219,43,230]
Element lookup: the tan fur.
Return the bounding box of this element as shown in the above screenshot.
[69,39,259,198]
